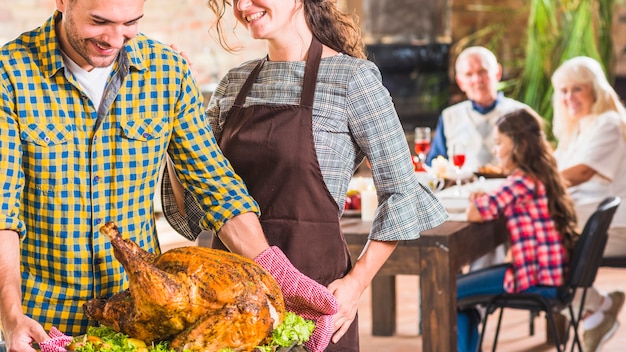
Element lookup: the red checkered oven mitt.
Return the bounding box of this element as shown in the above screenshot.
[38,327,73,352]
[255,246,338,352]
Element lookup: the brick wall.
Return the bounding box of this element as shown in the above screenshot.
[2,0,626,88]
[0,0,267,88]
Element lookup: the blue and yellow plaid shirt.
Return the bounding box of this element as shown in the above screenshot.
[0,12,258,335]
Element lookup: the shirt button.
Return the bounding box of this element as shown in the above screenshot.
[44,136,50,143]
[94,258,103,265]
[95,218,102,225]
[142,132,151,139]
[93,176,100,184]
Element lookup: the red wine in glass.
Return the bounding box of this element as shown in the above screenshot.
[452,154,466,168]
[450,144,466,194]
[413,127,431,169]
[414,140,431,155]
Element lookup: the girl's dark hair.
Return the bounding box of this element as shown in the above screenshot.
[496,109,580,251]
[206,0,366,59]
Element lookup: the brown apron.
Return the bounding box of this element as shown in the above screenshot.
[215,38,358,351]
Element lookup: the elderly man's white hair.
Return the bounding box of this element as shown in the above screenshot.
[455,46,499,74]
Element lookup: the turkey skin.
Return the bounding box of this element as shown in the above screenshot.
[84,222,285,351]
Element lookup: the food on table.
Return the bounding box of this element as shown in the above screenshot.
[84,222,286,351]
[430,155,451,179]
[412,155,426,172]
[344,194,352,210]
[345,189,362,210]
[345,177,376,212]
[476,164,505,177]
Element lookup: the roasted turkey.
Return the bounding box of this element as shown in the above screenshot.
[84,222,285,351]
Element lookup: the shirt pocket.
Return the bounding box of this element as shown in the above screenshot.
[118,117,170,173]
[20,121,73,195]
[120,117,170,141]
[21,122,72,147]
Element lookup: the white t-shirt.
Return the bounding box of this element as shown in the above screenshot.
[62,52,113,109]
[554,111,626,228]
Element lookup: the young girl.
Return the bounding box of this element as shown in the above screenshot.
[457,108,579,351]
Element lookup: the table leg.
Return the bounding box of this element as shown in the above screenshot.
[370,275,396,336]
[420,245,456,352]
[546,313,568,344]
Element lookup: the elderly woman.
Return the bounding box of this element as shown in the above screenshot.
[551,56,626,352]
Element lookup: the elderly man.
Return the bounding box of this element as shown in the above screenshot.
[426,46,529,172]
[427,46,529,271]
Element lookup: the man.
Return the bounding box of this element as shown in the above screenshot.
[426,46,529,271]
[426,46,529,172]
[0,1,335,351]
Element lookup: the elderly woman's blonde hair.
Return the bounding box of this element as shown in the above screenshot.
[551,56,626,147]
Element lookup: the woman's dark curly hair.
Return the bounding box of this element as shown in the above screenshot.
[206,0,366,58]
[496,108,580,251]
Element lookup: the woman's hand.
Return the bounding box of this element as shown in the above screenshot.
[170,44,198,78]
[561,163,597,187]
[327,240,397,344]
[327,274,363,343]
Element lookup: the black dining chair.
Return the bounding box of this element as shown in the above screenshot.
[457,196,621,352]
[600,229,626,268]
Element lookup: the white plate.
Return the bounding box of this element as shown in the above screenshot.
[471,178,506,192]
[446,212,468,221]
[436,186,468,199]
[442,168,474,181]
[438,197,469,213]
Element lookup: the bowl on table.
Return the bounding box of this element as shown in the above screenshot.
[475,164,506,179]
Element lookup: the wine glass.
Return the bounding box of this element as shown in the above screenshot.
[450,144,466,194]
[413,127,431,171]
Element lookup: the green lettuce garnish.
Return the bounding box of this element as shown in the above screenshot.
[68,326,184,352]
[256,312,315,352]
[70,312,313,352]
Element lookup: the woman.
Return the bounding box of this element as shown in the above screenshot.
[459,108,579,352]
[163,0,447,351]
[551,56,626,352]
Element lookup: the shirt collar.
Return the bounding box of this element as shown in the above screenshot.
[470,92,504,114]
[37,12,66,79]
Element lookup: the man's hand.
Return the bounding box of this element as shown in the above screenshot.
[38,327,72,352]
[3,314,49,352]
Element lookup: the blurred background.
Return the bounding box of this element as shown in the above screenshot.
[2,0,626,134]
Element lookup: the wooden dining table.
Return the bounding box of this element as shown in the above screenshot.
[341,216,508,352]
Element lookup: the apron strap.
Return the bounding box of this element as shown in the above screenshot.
[232,58,266,108]
[301,37,322,108]
[232,36,323,109]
